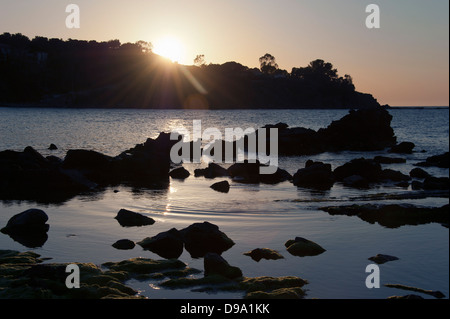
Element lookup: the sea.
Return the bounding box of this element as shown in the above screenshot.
[0,107,448,299]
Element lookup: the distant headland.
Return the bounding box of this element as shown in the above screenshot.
[0,33,383,110]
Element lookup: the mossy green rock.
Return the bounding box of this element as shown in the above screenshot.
[285,237,326,257]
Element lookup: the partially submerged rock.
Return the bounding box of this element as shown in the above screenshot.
[368,254,399,264]
[204,253,242,279]
[245,287,305,299]
[114,209,155,227]
[409,167,431,179]
[320,204,449,228]
[385,284,446,299]
[179,221,235,258]
[416,152,449,168]
[194,163,229,178]
[285,237,326,257]
[137,228,184,259]
[112,239,135,250]
[0,250,141,299]
[1,209,50,248]
[293,160,334,190]
[227,161,291,184]
[388,142,415,154]
[169,167,190,179]
[243,248,284,262]
[210,180,230,193]
[373,156,406,164]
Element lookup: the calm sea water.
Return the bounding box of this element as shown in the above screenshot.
[0,107,448,299]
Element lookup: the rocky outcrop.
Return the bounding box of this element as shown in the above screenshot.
[204,252,242,279]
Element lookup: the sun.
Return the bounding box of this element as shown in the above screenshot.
[153,36,184,63]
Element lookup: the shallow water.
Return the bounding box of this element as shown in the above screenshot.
[0,107,448,299]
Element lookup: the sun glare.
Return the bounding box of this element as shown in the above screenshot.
[153,36,184,63]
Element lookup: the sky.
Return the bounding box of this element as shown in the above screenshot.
[0,0,448,106]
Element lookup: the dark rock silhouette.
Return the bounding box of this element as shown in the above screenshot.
[169,167,190,179]
[1,209,50,248]
[409,168,431,179]
[112,239,136,250]
[243,248,284,262]
[227,160,291,184]
[293,160,334,190]
[321,204,449,228]
[373,156,406,164]
[333,158,383,185]
[179,221,234,258]
[203,252,242,279]
[368,254,399,264]
[194,163,229,178]
[389,142,415,154]
[114,209,155,227]
[210,180,230,193]
[48,144,58,150]
[138,228,184,259]
[416,152,449,168]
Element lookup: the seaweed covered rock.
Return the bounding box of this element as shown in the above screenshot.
[204,253,242,279]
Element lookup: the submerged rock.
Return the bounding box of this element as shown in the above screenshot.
[368,254,399,264]
[321,204,449,228]
[112,239,135,250]
[137,228,184,259]
[179,221,235,258]
[204,252,242,279]
[243,248,284,262]
[285,237,326,257]
[210,180,230,193]
[114,209,155,227]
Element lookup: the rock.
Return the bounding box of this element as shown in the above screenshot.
[63,149,112,171]
[422,177,449,190]
[114,209,155,227]
[243,248,284,262]
[285,237,326,257]
[387,295,424,299]
[380,169,411,182]
[368,254,399,264]
[204,252,242,279]
[227,160,291,184]
[333,158,382,184]
[389,142,415,154]
[137,228,184,259]
[210,180,230,193]
[320,204,449,228]
[169,167,190,179]
[409,168,431,179]
[102,258,186,278]
[373,156,406,164]
[179,221,235,258]
[411,180,424,190]
[112,239,135,250]
[384,284,446,299]
[416,152,449,168]
[292,160,334,190]
[245,287,305,299]
[194,163,229,178]
[48,144,58,150]
[342,175,370,188]
[1,209,49,235]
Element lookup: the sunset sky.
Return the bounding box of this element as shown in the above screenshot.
[0,0,448,106]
